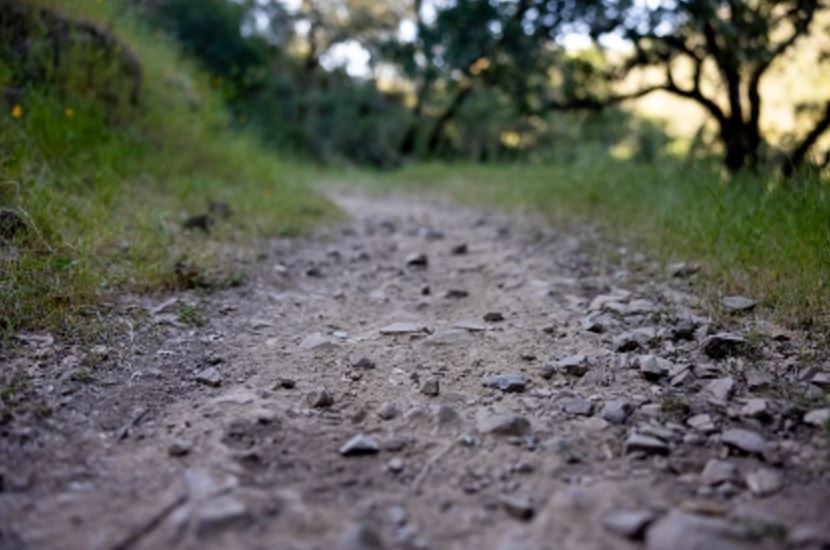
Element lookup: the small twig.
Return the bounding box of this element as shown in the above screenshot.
[110,492,187,550]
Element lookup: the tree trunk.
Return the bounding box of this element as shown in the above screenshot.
[425,83,473,155]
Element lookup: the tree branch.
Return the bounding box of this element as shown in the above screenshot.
[784,99,830,175]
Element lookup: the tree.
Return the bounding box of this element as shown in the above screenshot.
[542,0,830,174]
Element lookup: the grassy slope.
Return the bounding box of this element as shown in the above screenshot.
[338,152,830,328]
[0,0,335,335]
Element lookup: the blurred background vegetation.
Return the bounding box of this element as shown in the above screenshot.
[1,0,829,335]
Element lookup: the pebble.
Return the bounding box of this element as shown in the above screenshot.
[405,252,428,267]
[339,434,380,456]
[639,355,671,382]
[481,373,527,393]
[745,468,783,497]
[377,402,399,420]
[476,411,531,436]
[603,509,656,539]
[539,363,557,379]
[704,377,736,402]
[276,378,296,389]
[561,397,594,416]
[700,459,738,486]
[483,311,504,322]
[739,398,769,420]
[557,354,590,377]
[307,389,335,408]
[445,289,469,299]
[353,357,376,370]
[720,428,767,456]
[601,400,632,425]
[721,295,757,314]
[803,407,830,427]
[499,495,535,521]
[194,367,222,388]
[450,243,468,255]
[168,439,193,457]
[625,433,670,455]
[687,414,717,434]
[387,457,404,473]
[421,377,440,396]
[700,333,747,359]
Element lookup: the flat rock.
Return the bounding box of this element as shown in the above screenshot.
[639,355,671,382]
[721,295,757,314]
[704,377,736,402]
[687,413,717,434]
[339,434,380,456]
[405,252,428,267]
[299,333,335,350]
[721,428,767,456]
[603,509,657,539]
[701,333,747,359]
[194,367,222,388]
[745,468,783,497]
[481,373,527,393]
[740,398,769,420]
[700,459,738,486]
[476,411,531,436]
[380,322,429,335]
[601,400,632,425]
[483,311,504,322]
[646,510,752,550]
[561,397,594,416]
[500,495,535,521]
[625,433,670,455]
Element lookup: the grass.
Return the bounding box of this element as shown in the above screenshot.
[0,0,336,336]
[333,147,830,328]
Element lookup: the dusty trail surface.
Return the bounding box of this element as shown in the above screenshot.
[1,192,829,550]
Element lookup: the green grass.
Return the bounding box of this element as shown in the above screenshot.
[0,0,336,335]
[334,148,830,327]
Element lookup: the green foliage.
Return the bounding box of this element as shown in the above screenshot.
[0,0,334,335]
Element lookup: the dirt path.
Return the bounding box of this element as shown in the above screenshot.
[1,191,829,550]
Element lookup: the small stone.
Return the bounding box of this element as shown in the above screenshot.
[671,319,697,341]
[405,252,428,267]
[614,328,658,352]
[445,289,469,299]
[581,313,606,333]
[194,367,222,388]
[539,363,557,380]
[745,468,782,497]
[561,397,594,416]
[740,398,769,420]
[668,262,700,278]
[307,389,335,408]
[500,495,535,521]
[704,377,736,402]
[339,434,380,456]
[721,428,767,456]
[625,433,670,455]
[483,311,504,322]
[476,411,531,436]
[603,509,656,540]
[701,333,747,359]
[450,243,468,255]
[421,377,440,396]
[687,414,717,434]
[168,439,192,457]
[601,400,633,425]
[700,459,738,486]
[803,407,830,427]
[721,296,757,314]
[639,355,671,382]
[557,354,590,377]
[276,378,296,389]
[353,357,376,370]
[377,402,399,420]
[481,373,527,393]
[387,457,404,473]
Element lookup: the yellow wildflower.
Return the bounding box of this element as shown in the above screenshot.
[11,104,23,119]
[65,107,75,118]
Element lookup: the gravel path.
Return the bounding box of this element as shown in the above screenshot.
[1,191,829,550]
